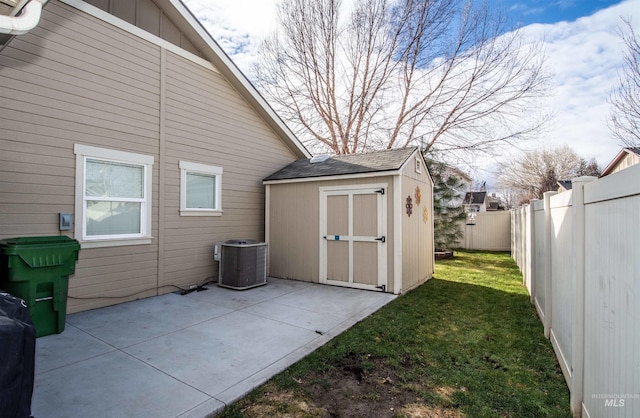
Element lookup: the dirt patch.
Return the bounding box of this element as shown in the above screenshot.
[237,384,327,418]
[298,354,461,418]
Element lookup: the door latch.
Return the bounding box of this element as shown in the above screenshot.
[375,236,386,243]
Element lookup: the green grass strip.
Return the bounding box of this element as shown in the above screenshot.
[220,250,571,418]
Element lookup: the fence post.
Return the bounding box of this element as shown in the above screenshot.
[528,199,539,304]
[522,204,529,286]
[510,210,515,258]
[542,191,556,339]
[570,176,596,417]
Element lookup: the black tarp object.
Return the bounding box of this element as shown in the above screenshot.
[0,292,35,418]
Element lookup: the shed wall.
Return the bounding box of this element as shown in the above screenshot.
[400,157,434,292]
[267,176,396,290]
[0,1,299,313]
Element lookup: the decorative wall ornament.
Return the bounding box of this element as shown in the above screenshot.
[415,186,422,206]
[406,195,413,216]
[423,206,429,224]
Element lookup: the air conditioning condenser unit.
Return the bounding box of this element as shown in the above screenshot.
[218,240,267,290]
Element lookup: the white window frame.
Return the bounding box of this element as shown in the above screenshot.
[74,144,154,248]
[179,161,223,216]
[415,157,422,174]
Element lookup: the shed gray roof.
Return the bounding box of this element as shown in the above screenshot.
[264,147,419,181]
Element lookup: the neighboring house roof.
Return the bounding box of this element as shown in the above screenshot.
[557,180,572,191]
[462,191,487,205]
[264,147,420,182]
[601,147,640,176]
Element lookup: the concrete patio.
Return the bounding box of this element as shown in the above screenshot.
[32,278,396,417]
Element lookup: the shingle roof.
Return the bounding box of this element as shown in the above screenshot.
[463,191,487,205]
[557,180,572,190]
[264,147,418,181]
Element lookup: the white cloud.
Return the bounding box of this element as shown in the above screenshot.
[518,0,640,171]
[183,0,640,181]
[183,0,280,69]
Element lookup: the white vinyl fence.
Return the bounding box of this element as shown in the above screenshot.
[512,165,640,418]
[458,211,511,251]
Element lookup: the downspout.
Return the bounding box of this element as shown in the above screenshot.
[0,0,47,35]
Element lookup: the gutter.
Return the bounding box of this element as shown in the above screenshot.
[0,0,47,35]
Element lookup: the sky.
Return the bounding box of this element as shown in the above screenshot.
[511,0,624,25]
[183,0,640,186]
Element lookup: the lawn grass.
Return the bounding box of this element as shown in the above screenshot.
[218,251,571,417]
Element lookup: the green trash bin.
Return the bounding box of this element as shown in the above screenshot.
[0,236,80,337]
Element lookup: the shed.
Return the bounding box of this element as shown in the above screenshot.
[263,147,434,295]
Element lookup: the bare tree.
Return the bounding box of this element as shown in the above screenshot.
[496,188,528,209]
[497,146,585,201]
[253,0,551,155]
[609,18,640,148]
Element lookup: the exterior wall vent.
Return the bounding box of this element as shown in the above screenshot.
[219,240,267,290]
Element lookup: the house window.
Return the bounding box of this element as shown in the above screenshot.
[180,161,223,216]
[74,144,154,248]
[415,157,422,174]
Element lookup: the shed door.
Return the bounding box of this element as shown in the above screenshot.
[320,185,387,291]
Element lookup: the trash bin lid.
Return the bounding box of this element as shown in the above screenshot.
[0,236,80,268]
[0,236,79,247]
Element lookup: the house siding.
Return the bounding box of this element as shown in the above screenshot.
[83,0,203,57]
[0,1,299,313]
[610,152,640,175]
[161,51,297,290]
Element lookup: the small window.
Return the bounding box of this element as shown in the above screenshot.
[180,161,223,216]
[415,157,422,174]
[74,144,154,248]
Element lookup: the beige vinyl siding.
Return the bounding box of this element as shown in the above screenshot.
[83,0,203,57]
[268,182,321,282]
[0,1,162,313]
[400,158,434,292]
[610,152,640,175]
[161,51,298,290]
[0,1,303,313]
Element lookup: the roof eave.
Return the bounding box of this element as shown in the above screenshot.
[601,148,632,177]
[263,169,403,185]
